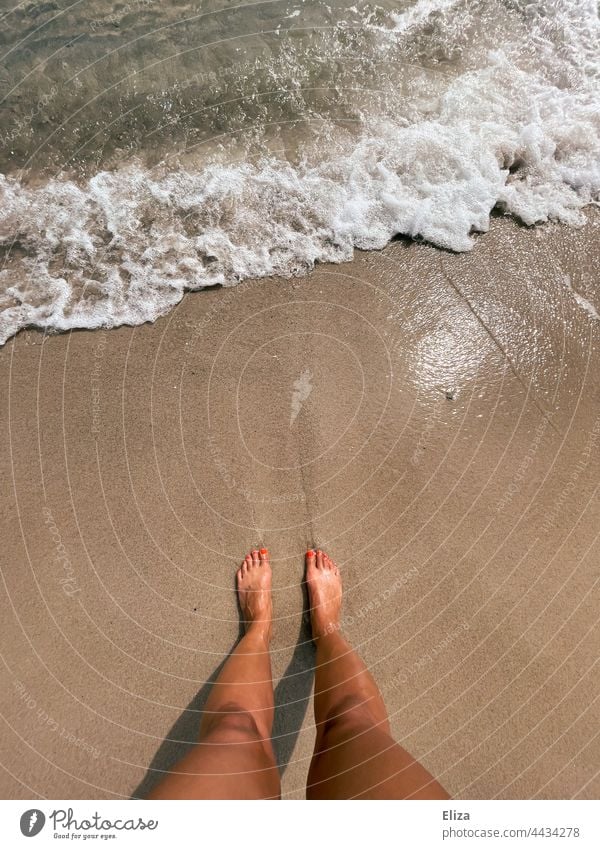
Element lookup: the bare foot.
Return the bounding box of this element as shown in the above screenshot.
[237,548,273,642]
[306,549,342,640]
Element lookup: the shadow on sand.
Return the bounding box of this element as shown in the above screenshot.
[132,609,315,799]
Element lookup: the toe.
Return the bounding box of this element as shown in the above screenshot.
[306,548,316,566]
[251,549,260,566]
[324,552,336,572]
[259,547,269,565]
[316,549,323,568]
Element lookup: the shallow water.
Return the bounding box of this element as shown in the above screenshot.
[0,0,599,343]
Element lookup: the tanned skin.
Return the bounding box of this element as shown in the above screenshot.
[148,548,450,800]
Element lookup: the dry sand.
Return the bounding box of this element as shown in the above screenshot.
[1,212,599,799]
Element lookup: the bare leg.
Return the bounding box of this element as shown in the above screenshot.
[305,550,450,800]
[148,548,280,800]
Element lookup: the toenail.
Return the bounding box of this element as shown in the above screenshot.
[307,549,315,556]
[260,548,268,555]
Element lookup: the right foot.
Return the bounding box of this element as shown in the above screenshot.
[306,549,342,640]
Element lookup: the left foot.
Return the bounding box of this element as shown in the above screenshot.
[237,549,273,642]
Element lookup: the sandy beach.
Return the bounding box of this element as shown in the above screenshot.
[1,211,599,799]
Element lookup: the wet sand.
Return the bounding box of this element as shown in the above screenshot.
[1,212,599,799]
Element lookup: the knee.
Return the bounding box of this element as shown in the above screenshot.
[319,695,387,743]
[322,694,372,733]
[201,704,263,743]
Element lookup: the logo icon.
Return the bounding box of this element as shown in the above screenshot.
[20,810,45,837]
[290,368,313,426]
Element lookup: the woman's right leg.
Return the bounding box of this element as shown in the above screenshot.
[148,549,280,800]
[305,550,450,800]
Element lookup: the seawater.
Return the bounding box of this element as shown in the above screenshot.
[0,0,598,344]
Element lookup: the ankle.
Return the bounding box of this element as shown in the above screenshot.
[312,618,343,642]
[244,621,272,645]
[313,621,344,644]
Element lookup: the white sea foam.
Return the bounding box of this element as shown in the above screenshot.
[390,0,462,33]
[0,0,599,344]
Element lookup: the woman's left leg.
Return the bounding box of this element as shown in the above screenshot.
[148,549,280,799]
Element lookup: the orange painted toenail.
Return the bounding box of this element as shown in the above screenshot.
[307,549,315,556]
[260,548,268,555]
